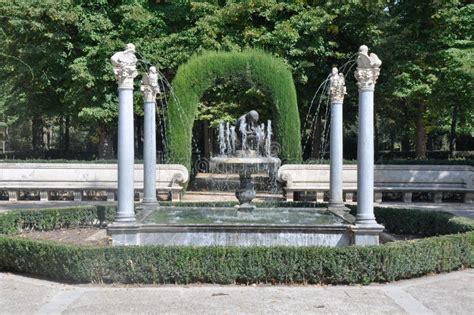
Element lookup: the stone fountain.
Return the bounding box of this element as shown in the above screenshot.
[107,44,383,247]
[210,110,280,211]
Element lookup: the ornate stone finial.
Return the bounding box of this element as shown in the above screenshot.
[354,45,382,90]
[141,66,161,102]
[329,67,346,103]
[111,43,138,89]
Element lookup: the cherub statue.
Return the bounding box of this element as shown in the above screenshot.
[110,43,138,86]
[354,45,382,89]
[236,110,259,151]
[141,66,161,100]
[237,110,259,134]
[329,67,346,102]
[356,45,382,68]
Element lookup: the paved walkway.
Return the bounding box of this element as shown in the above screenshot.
[1,269,473,314]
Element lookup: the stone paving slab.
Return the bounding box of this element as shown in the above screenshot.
[1,269,472,314]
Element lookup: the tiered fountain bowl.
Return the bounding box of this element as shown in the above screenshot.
[210,149,280,212]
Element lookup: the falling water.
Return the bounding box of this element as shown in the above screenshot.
[230,126,236,154]
[301,53,358,161]
[301,76,331,157]
[136,54,201,160]
[319,95,331,159]
[218,121,226,156]
[255,125,264,156]
[225,122,232,155]
[240,121,247,150]
[265,120,272,157]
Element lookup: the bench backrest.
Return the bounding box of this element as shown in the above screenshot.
[0,163,189,190]
[277,164,473,190]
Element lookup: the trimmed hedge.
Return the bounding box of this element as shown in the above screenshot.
[0,205,116,235]
[167,49,302,170]
[0,205,473,285]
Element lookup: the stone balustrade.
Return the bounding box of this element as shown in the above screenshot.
[0,163,188,202]
[277,164,473,203]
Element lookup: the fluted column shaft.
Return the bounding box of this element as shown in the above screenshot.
[111,43,138,223]
[328,67,346,209]
[354,45,381,226]
[329,100,344,206]
[142,99,158,205]
[116,88,136,222]
[140,66,160,209]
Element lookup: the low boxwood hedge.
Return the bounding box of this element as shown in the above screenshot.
[0,205,116,235]
[0,204,473,285]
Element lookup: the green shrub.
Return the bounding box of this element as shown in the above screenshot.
[0,205,116,235]
[0,232,472,284]
[348,206,474,236]
[167,49,302,170]
[374,208,474,236]
[0,204,473,285]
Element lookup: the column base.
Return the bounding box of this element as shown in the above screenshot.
[351,224,384,246]
[355,212,379,226]
[114,212,136,223]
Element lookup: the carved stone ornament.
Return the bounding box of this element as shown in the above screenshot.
[141,66,161,102]
[354,45,382,91]
[329,67,346,103]
[110,43,138,89]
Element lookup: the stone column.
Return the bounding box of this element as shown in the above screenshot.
[140,67,160,210]
[111,43,138,223]
[354,45,382,227]
[328,67,347,211]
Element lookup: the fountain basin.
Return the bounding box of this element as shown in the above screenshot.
[107,207,354,247]
[210,156,280,175]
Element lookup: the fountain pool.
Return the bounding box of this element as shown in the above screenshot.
[108,205,354,246]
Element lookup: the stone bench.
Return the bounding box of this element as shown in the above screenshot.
[277,164,473,203]
[0,163,189,202]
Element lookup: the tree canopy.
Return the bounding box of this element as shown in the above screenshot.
[0,0,472,161]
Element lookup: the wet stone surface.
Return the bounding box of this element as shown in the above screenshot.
[142,207,346,225]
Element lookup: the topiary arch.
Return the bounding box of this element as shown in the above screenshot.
[167,49,302,169]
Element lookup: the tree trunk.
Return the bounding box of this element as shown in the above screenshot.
[415,103,427,159]
[32,115,44,153]
[449,104,458,157]
[135,115,143,158]
[59,115,64,150]
[401,101,410,155]
[310,113,323,160]
[374,111,379,162]
[203,121,210,159]
[64,115,70,153]
[98,127,114,159]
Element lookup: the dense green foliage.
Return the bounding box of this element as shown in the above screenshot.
[1,0,471,161]
[0,233,472,284]
[348,206,474,236]
[167,49,301,168]
[0,204,473,284]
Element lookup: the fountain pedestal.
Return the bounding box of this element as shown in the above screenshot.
[210,155,280,212]
[235,174,256,211]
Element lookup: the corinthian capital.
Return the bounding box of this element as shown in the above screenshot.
[140,66,161,103]
[111,43,138,89]
[354,45,382,91]
[329,67,346,103]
